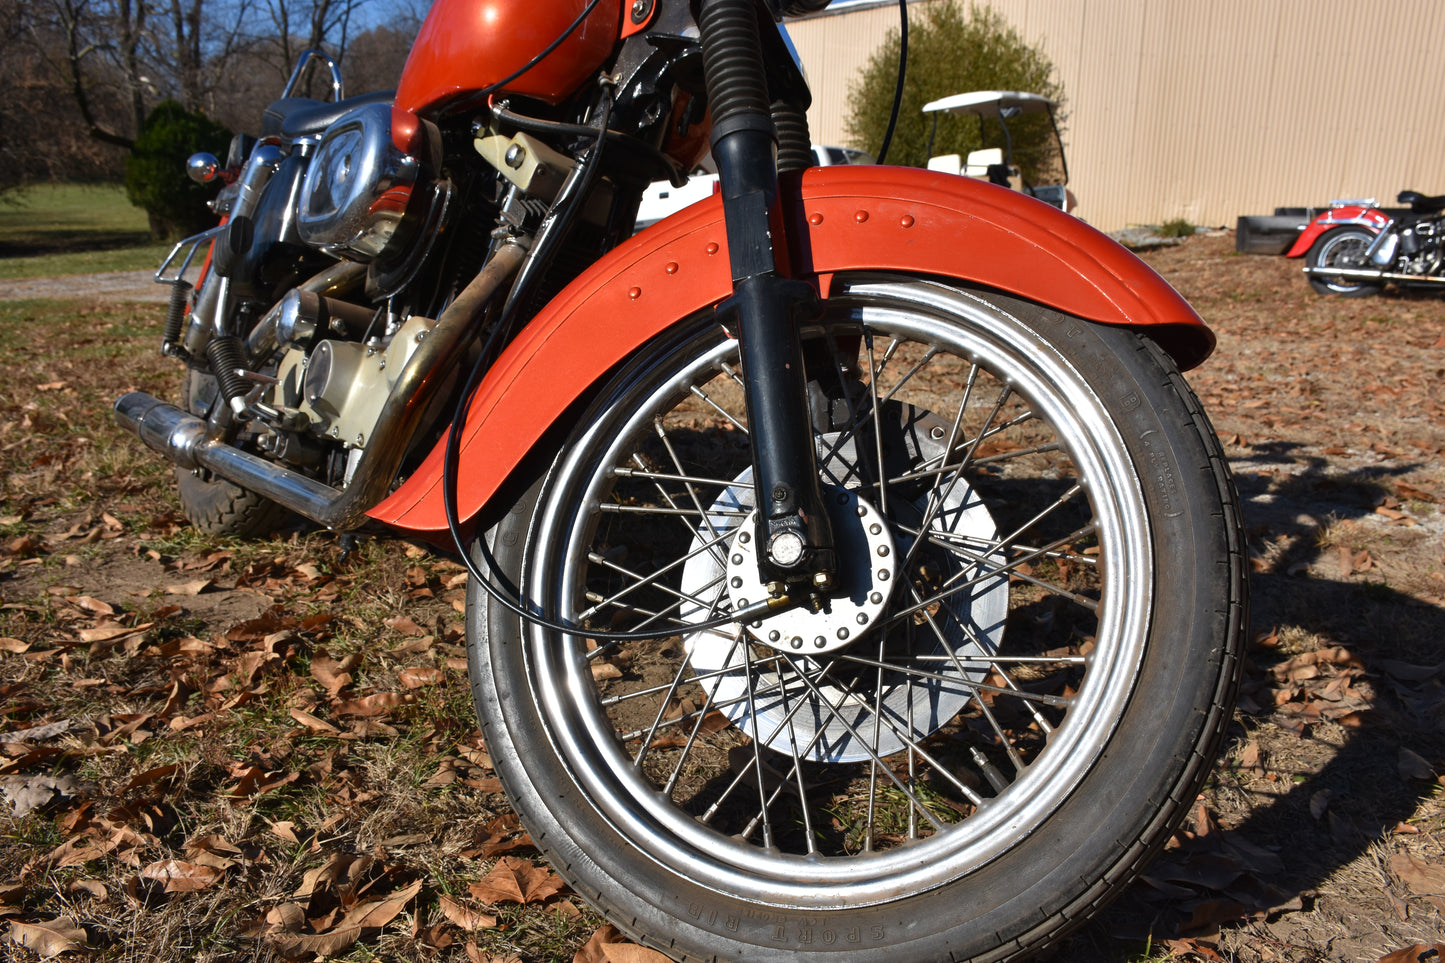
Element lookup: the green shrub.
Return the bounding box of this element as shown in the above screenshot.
[124,101,231,241]
[1157,218,1197,238]
[846,1,1065,180]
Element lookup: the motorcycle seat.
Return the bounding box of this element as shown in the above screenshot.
[1396,190,1445,214]
[262,90,395,140]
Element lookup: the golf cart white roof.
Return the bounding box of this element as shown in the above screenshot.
[922,91,1057,118]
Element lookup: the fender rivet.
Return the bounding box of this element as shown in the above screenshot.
[900,214,915,228]
[628,286,642,300]
[808,212,824,226]
[705,242,720,255]
[664,261,678,275]
[854,210,869,223]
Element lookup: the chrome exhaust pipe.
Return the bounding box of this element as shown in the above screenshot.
[114,240,527,531]
[114,391,348,518]
[1305,265,1445,285]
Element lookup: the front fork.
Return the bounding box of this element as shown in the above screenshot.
[697,0,835,592]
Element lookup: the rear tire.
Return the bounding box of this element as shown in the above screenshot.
[466,276,1246,961]
[1305,226,1381,296]
[174,369,291,537]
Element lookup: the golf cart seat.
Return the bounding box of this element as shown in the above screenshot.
[927,154,962,175]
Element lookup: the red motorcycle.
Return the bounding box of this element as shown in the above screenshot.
[112,0,1246,957]
[1288,191,1445,296]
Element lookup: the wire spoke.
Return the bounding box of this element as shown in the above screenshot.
[833,652,1073,710]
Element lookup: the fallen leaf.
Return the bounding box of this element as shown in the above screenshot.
[1161,937,1224,961]
[467,857,566,905]
[0,774,81,817]
[289,708,341,734]
[1391,854,1445,896]
[384,614,427,636]
[64,595,115,616]
[267,878,421,960]
[78,621,153,643]
[66,879,106,900]
[438,895,497,931]
[163,579,211,596]
[311,650,360,699]
[140,859,225,893]
[121,764,180,793]
[268,821,301,844]
[1374,944,1445,963]
[6,917,89,957]
[574,924,628,963]
[1238,740,1261,771]
[398,667,444,689]
[333,692,412,718]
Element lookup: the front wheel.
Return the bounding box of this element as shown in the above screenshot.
[466,276,1246,962]
[1305,226,1381,296]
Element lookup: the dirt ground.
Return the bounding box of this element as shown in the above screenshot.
[1,234,1444,962]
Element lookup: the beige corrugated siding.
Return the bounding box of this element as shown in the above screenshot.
[788,0,1445,231]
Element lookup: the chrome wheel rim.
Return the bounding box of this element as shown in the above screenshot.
[522,279,1152,907]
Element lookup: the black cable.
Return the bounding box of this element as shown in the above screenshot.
[474,0,609,100]
[873,0,908,164]
[491,104,686,183]
[441,95,776,642]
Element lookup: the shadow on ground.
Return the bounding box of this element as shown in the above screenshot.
[1059,444,1445,961]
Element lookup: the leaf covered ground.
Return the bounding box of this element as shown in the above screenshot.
[1,234,1444,962]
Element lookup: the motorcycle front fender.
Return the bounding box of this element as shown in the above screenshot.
[370,165,1214,534]
[1285,206,1391,257]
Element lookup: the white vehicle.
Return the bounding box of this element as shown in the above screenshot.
[922,90,1074,212]
[636,144,874,230]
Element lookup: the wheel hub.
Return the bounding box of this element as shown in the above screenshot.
[726,487,895,655]
[680,457,1008,762]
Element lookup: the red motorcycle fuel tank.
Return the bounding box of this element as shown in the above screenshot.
[394,0,623,114]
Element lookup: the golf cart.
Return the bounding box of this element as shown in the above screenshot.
[922,90,1073,212]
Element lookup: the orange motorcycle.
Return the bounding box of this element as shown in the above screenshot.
[114,0,1246,956]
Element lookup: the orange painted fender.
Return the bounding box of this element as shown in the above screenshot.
[368,165,1213,534]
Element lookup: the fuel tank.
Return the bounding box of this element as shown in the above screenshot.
[394,0,623,115]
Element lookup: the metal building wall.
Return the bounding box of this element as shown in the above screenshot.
[787,0,1445,232]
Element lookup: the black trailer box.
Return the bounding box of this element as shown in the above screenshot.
[1235,208,1313,254]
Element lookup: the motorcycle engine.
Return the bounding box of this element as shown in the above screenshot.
[298,102,423,261]
[1399,218,1443,275]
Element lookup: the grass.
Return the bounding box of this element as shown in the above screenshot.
[0,183,169,279]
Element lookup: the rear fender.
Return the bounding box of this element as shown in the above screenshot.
[1285,206,1390,257]
[370,165,1214,534]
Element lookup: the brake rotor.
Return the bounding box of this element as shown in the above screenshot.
[679,422,1007,763]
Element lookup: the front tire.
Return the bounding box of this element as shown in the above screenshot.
[466,276,1246,961]
[1305,226,1381,296]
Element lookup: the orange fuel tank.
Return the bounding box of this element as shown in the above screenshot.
[395,0,623,115]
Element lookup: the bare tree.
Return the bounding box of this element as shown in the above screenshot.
[36,0,146,148]
[264,0,368,93]
[11,0,389,183]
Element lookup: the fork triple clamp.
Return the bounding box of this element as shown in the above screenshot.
[698,0,835,595]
